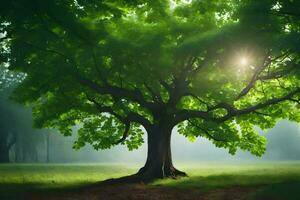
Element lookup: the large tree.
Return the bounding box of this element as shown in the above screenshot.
[1,0,300,180]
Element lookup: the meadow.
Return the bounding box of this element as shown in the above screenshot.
[1,162,300,200]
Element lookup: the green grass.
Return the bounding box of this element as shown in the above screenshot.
[1,162,300,199]
[0,163,137,199]
[155,162,300,199]
[0,163,136,185]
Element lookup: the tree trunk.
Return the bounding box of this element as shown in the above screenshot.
[0,144,9,163]
[46,132,50,163]
[136,124,187,181]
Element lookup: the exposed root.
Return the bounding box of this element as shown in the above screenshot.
[136,166,188,182]
[162,167,188,180]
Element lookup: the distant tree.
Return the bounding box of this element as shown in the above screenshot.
[0,21,24,163]
[46,131,51,163]
[0,101,16,163]
[0,88,44,163]
[14,129,41,163]
[1,0,300,180]
[0,84,17,162]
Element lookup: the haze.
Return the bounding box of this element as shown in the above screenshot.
[1,88,300,164]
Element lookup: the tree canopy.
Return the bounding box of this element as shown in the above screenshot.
[1,0,300,159]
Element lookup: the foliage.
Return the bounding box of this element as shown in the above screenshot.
[1,0,300,156]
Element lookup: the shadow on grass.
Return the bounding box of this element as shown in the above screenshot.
[0,182,92,200]
[1,174,300,200]
[154,174,300,199]
[0,183,38,200]
[250,181,300,200]
[0,174,144,200]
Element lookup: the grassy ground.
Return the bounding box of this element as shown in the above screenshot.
[157,162,300,199]
[0,163,136,199]
[1,162,300,199]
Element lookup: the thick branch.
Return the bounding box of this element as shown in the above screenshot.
[165,56,196,107]
[126,112,152,129]
[24,42,70,60]
[159,80,173,93]
[174,110,211,124]
[184,92,210,111]
[175,87,300,124]
[215,87,300,122]
[24,41,156,114]
[207,102,235,113]
[230,88,300,118]
[86,95,152,129]
[289,98,300,104]
[167,56,210,109]
[75,74,157,111]
[86,95,123,119]
[114,122,130,145]
[236,52,290,100]
[23,39,156,129]
[188,119,227,142]
[188,58,209,78]
[144,83,163,103]
[236,57,271,100]
[258,66,296,80]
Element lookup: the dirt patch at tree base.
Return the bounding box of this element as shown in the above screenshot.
[28,182,256,200]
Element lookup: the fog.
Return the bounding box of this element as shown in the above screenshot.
[1,88,300,164]
[42,120,300,163]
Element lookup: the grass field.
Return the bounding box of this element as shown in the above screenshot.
[1,162,300,200]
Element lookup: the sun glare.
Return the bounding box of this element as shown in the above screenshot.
[240,57,248,66]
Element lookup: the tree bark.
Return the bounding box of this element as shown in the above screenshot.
[136,124,187,181]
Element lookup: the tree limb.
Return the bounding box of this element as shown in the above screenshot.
[114,121,131,145]
[218,87,300,122]
[159,80,173,93]
[144,83,163,103]
[76,74,157,111]
[236,52,290,100]
[236,56,271,100]
[289,98,300,105]
[23,41,157,114]
[188,119,228,142]
[86,95,152,129]
[175,87,300,124]
[258,65,296,80]
[24,42,70,60]
[85,94,123,119]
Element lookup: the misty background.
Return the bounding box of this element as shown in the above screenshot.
[1,87,300,164]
